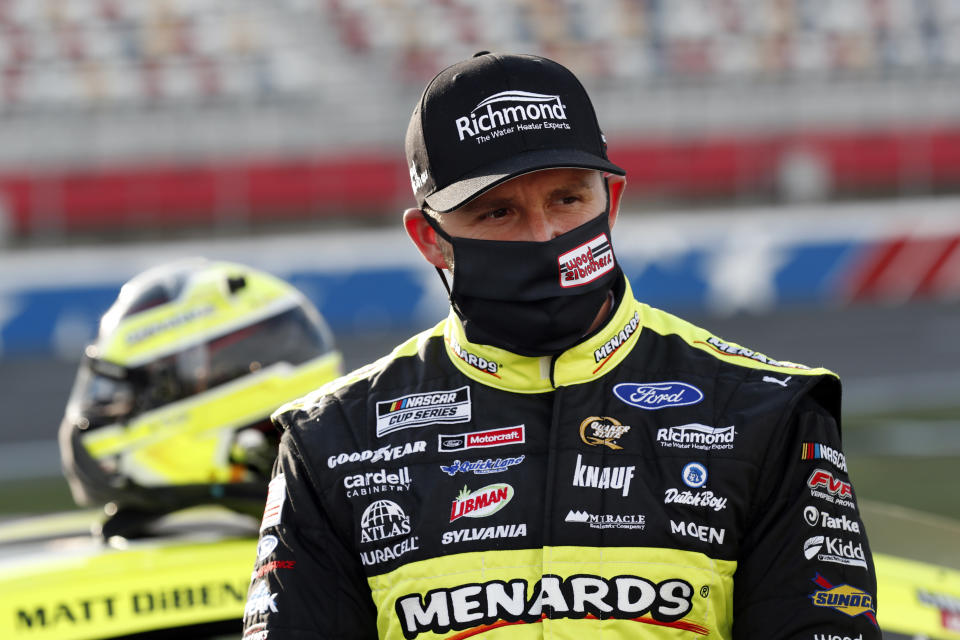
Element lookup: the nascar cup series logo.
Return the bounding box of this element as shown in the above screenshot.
[558,233,614,287]
[455,90,570,142]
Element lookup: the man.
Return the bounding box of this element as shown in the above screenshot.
[245,52,879,639]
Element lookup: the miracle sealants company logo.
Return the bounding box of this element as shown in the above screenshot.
[455,90,570,144]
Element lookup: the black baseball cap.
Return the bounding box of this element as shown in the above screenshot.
[405,52,625,213]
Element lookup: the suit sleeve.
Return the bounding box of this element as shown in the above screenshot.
[733,386,881,639]
[242,426,378,639]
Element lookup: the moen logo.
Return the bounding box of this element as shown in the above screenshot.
[579,416,631,449]
[558,233,614,288]
[455,90,569,141]
[613,381,704,410]
[449,483,514,522]
[394,574,703,640]
[809,574,877,626]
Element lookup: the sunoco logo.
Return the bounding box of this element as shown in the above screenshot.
[809,574,877,626]
[558,233,614,288]
[394,574,702,639]
[375,387,471,437]
[455,90,570,142]
[613,382,704,410]
[579,416,630,450]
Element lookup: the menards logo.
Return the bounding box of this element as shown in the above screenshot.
[449,483,514,522]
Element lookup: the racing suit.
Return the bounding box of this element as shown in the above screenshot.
[243,277,879,639]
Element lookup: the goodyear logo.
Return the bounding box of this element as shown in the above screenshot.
[809,574,877,626]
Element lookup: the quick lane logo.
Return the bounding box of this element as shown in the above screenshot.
[613,381,704,410]
[807,469,856,510]
[440,456,525,476]
[670,520,725,544]
[579,416,630,450]
[344,466,412,498]
[442,523,527,545]
[803,535,868,569]
[449,483,514,522]
[809,574,877,626]
[565,510,645,530]
[449,335,500,376]
[594,312,640,368]
[803,505,861,534]
[455,90,569,142]
[439,425,525,452]
[359,499,411,544]
[572,454,635,497]
[394,574,703,640]
[376,387,471,437]
[558,233,614,288]
[801,442,848,472]
[697,336,810,369]
[656,424,735,451]
[259,474,286,532]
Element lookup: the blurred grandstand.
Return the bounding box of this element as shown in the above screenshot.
[2,0,960,241]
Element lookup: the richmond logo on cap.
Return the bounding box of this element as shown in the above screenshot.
[455,90,570,142]
[559,233,614,287]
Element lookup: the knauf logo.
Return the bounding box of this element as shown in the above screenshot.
[455,90,570,142]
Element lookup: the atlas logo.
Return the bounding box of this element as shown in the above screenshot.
[594,311,640,365]
[809,574,877,626]
[613,381,704,410]
[801,442,848,472]
[376,387,471,437]
[455,90,569,142]
[803,505,861,534]
[558,233,614,287]
[394,574,701,639]
[449,483,514,522]
[803,535,868,569]
[807,469,855,509]
[579,416,630,449]
[439,425,525,452]
[572,454,635,497]
[359,499,411,544]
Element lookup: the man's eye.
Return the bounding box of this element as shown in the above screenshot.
[560,196,580,205]
[483,208,509,220]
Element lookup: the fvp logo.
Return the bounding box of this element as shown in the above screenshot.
[613,382,704,410]
[807,469,853,498]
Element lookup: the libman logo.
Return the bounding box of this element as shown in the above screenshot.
[558,233,614,288]
[449,483,514,522]
[455,90,569,142]
[394,574,705,640]
[809,574,878,626]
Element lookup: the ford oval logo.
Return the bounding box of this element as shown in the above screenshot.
[613,382,704,410]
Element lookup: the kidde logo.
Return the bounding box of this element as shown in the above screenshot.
[394,574,701,639]
[449,483,514,522]
[803,535,868,569]
[558,233,614,288]
[455,90,569,141]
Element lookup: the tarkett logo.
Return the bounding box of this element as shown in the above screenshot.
[449,483,514,522]
[376,387,471,437]
[809,574,877,626]
[558,233,614,287]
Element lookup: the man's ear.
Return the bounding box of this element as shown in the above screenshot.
[606,174,626,229]
[403,208,449,269]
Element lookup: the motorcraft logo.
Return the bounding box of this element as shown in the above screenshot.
[440,455,525,476]
[455,90,570,143]
[327,441,426,469]
[656,424,735,451]
[809,574,877,626]
[449,335,500,376]
[343,466,412,498]
[558,233,614,288]
[442,523,527,545]
[449,483,514,522]
[439,425,525,452]
[565,509,645,530]
[359,499,411,544]
[664,488,728,512]
[594,311,640,366]
[801,442,848,472]
[572,453,635,497]
[803,535,868,569]
[579,416,631,450]
[613,381,704,410]
[360,536,420,567]
[670,519,726,544]
[803,505,861,534]
[376,387,471,437]
[698,336,810,369]
[807,469,856,510]
[394,574,704,639]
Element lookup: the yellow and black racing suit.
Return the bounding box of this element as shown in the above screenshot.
[243,277,879,639]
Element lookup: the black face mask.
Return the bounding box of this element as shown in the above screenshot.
[423,202,621,357]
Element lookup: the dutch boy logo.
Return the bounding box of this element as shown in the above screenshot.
[558,233,614,288]
[613,382,704,410]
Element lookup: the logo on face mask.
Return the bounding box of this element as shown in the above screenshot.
[558,233,614,287]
